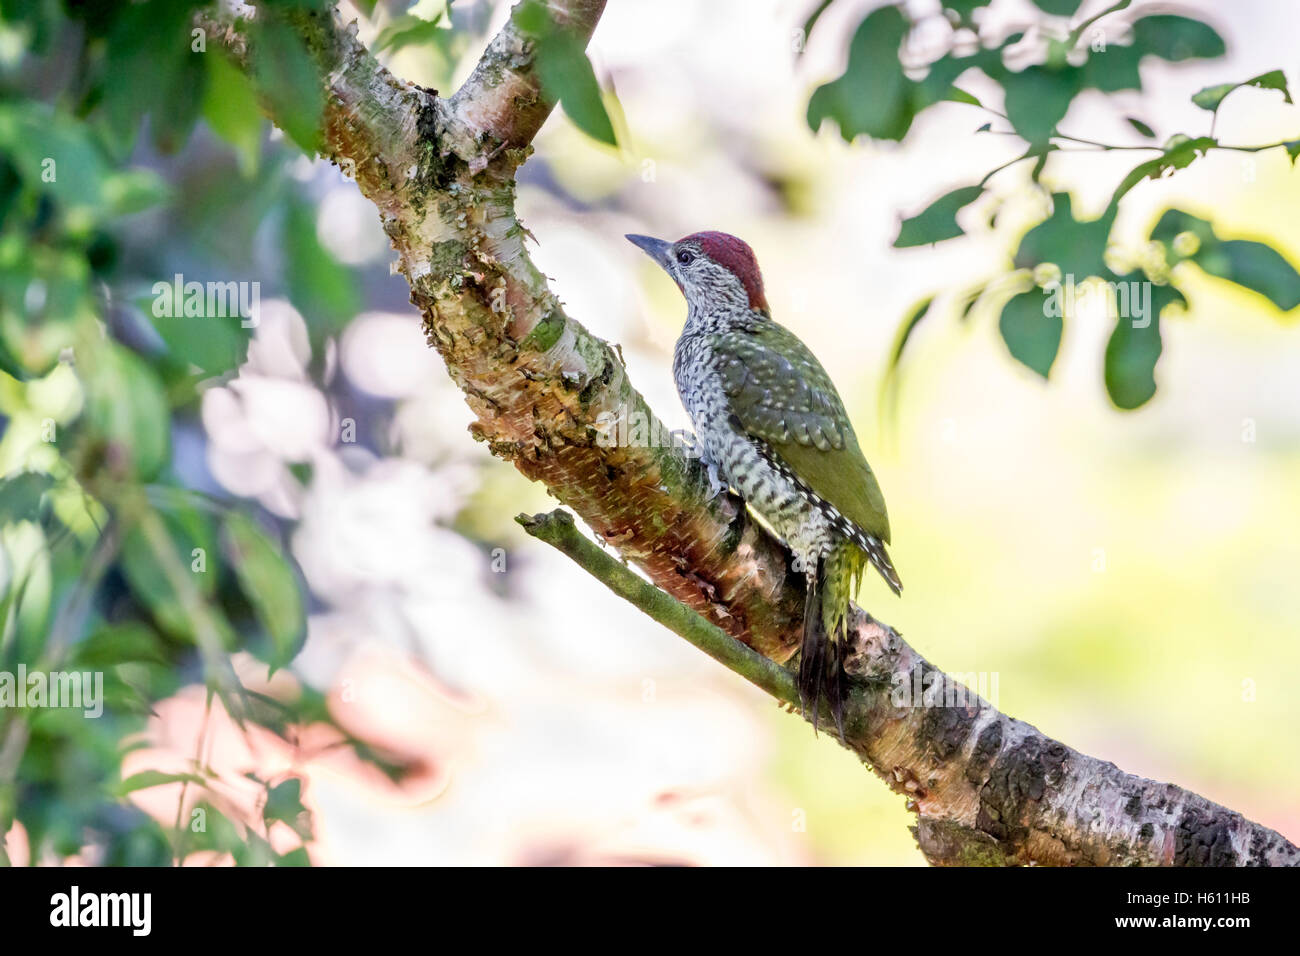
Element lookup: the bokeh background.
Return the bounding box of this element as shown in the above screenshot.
[1,0,1297,865]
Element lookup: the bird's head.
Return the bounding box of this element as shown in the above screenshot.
[626,230,769,316]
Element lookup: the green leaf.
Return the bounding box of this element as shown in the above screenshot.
[144,289,252,377]
[807,6,915,142]
[152,316,250,376]
[223,513,306,672]
[263,777,312,840]
[93,673,160,717]
[71,623,169,668]
[802,0,834,41]
[0,102,111,215]
[1125,117,1156,138]
[121,504,219,641]
[1081,44,1144,93]
[944,0,993,18]
[1151,209,1300,311]
[514,2,617,146]
[1200,241,1300,311]
[375,13,444,54]
[1031,0,1083,15]
[283,197,360,340]
[999,289,1062,378]
[1002,65,1082,145]
[944,86,982,107]
[535,30,617,146]
[1285,141,1300,165]
[203,54,263,176]
[1191,70,1291,113]
[1131,15,1224,62]
[276,846,313,866]
[1107,135,1216,209]
[1104,281,1184,409]
[101,0,209,155]
[0,245,91,379]
[103,169,172,217]
[0,472,53,523]
[184,803,266,864]
[81,343,170,480]
[1014,192,1115,280]
[894,186,983,247]
[911,49,1003,113]
[1149,208,1214,248]
[1190,82,1238,113]
[513,0,549,35]
[250,15,324,155]
[958,283,986,322]
[887,295,935,373]
[114,770,207,797]
[0,332,31,382]
[150,45,208,155]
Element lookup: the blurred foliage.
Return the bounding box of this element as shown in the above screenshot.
[0,0,615,867]
[805,0,1300,408]
[0,0,413,865]
[0,0,1294,867]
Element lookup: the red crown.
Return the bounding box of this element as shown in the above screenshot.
[680,231,768,313]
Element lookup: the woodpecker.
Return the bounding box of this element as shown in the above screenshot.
[627,230,901,739]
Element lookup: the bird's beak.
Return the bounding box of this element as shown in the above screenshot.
[625,233,674,272]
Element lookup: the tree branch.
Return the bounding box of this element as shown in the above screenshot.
[448,0,607,154]
[517,510,798,703]
[212,2,1300,865]
[521,509,1299,866]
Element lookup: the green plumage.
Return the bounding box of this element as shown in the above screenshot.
[716,321,897,737]
[820,539,866,641]
[716,322,892,545]
[625,228,900,738]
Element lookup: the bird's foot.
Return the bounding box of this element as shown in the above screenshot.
[673,429,728,499]
[704,458,727,499]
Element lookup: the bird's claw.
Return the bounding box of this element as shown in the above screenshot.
[673,429,728,500]
[704,458,727,499]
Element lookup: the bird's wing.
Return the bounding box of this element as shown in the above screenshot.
[717,322,891,543]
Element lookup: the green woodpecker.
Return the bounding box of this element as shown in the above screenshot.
[627,230,901,739]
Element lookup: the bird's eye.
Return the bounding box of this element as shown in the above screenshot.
[676,250,694,265]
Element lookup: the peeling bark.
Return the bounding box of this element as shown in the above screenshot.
[842,615,1298,865]
[213,2,1300,866]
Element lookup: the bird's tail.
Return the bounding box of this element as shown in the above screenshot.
[798,556,841,740]
[797,542,867,741]
[848,527,902,596]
